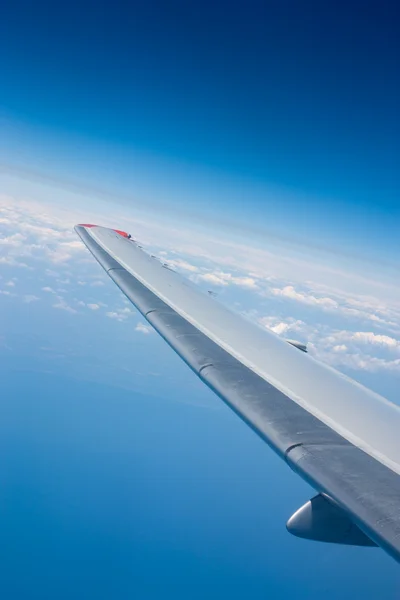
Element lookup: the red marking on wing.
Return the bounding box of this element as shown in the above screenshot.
[78,224,130,238]
[113,229,130,238]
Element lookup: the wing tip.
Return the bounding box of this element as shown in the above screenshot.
[74,224,132,239]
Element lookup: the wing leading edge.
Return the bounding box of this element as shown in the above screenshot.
[75,224,400,562]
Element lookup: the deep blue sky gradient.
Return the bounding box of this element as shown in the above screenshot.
[0,0,399,258]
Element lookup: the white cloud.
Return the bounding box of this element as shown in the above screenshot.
[267,283,399,329]
[105,306,135,322]
[52,297,77,314]
[232,276,259,289]
[325,330,400,351]
[164,258,199,272]
[106,311,125,322]
[197,270,259,289]
[198,272,229,286]
[59,240,85,251]
[0,195,90,268]
[332,344,348,353]
[23,295,39,303]
[260,316,305,336]
[316,349,400,374]
[270,285,338,308]
[18,222,65,240]
[0,256,29,268]
[105,306,131,319]
[352,331,399,349]
[0,233,26,248]
[309,328,400,373]
[135,322,153,335]
[1,191,399,380]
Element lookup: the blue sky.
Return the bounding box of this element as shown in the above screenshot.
[1,0,399,260]
[1,1,400,596]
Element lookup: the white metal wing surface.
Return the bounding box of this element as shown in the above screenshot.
[75,223,400,562]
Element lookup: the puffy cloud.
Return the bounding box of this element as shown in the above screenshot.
[309,328,400,373]
[325,330,400,351]
[198,272,229,286]
[52,297,77,314]
[0,256,29,268]
[0,233,26,248]
[0,195,89,267]
[18,222,65,240]
[352,331,399,348]
[23,295,39,303]
[316,350,400,374]
[268,283,399,329]
[105,307,133,322]
[332,344,348,353]
[1,192,399,380]
[135,322,153,335]
[163,258,199,273]
[270,322,291,335]
[260,316,306,337]
[60,240,85,251]
[197,270,259,289]
[90,280,105,287]
[270,285,338,308]
[106,311,121,320]
[231,276,259,289]
[87,303,100,311]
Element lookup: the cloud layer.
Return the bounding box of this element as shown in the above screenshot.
[1,193,399,383]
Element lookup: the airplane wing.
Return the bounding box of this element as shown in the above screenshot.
[75,223,400,562]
